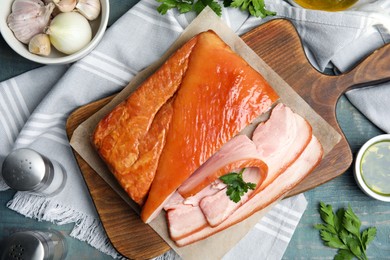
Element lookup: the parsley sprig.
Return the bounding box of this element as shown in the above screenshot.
[224,0,276,18]
[314,202,377,260]
[156,0,276,18]
[219,168,256,203]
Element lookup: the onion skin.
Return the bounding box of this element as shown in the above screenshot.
[46,12,92,55]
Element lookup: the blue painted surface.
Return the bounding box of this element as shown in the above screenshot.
[283,96,390,259]
[1,1,389,259]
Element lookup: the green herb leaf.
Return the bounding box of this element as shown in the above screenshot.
[155,0,275,18]
[361,227,377,251]
[193,0,222,15]
[335,208,345,232]
[219,168,256,203]
[319,230,348,249]
[346,236,362,258]
[334,249,355,260]
[339,228,350,245]
[315,202,377,260]
[230,0,276,18]
[319,201,336,227]
[157,0,194,14]
[343,204,362,238]
[223,0,233,7]
[314,223,337,235]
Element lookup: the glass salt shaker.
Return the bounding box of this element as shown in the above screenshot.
[1,148,67,196]
[0,229,68,260]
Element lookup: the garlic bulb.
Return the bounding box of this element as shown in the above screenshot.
[28,33,51,56]
[7,0,55,44]
[76,0,101,21]
[52,0,77,12]
[45,12,92,55]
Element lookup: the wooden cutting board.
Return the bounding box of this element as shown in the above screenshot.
[66,19,390,259]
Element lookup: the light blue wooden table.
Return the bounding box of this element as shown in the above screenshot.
[1,1,389,259]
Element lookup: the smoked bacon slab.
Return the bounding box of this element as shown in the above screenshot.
[92,37,198,205]
[141,31,278,223]
[92,30,279,222]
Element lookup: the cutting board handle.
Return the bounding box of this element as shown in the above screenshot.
[243,19,390,119]
[338,43,390,91]
[243,18,390,196]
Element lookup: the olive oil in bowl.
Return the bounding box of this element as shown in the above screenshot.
[293,0,358,11]
[355,135,390,202]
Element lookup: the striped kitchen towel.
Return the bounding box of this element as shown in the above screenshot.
[1,0,390,258]
[223,194,307,260]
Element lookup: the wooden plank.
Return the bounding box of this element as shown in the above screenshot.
[66,19,390,259]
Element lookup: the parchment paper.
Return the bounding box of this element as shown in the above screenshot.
[70,7,341,259]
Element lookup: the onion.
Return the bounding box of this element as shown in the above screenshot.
[46,12,92,55]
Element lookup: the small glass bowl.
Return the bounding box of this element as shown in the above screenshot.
[354,134,390,202]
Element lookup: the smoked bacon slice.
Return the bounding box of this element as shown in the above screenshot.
[166,168,262,239]
[165,103,317,243]
[175,135,323,247]
[253,103,312,192]
[178,135,268,198]
[141,31,279,223]
[92,37,198,205]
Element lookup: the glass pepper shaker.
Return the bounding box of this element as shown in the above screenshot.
[0,230,68,260]
[1,148,67,196]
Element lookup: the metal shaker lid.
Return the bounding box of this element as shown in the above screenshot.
[0,232,45,260]
[1,148,52,191]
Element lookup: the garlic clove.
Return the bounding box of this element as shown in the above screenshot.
[28,33,51,56]
[76,0,101,21]
[7,0,55,44]
[52,0,77,13]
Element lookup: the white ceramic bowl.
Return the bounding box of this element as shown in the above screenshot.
[0,0,109,64]
[354,134,390,202]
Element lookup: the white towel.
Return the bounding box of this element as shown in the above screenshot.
[1,0,389,259]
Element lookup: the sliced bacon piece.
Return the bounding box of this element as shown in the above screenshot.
[165,184,224,240]
[176,104,311,228]
[163,191,187,211]
[166,204,208,241]
[182,180,226,207]
[178,135,268,198]
[164,181,225,211]
[174,135,323,247]
[166,168,261,239]
[199,167,260,227]
[163,180,227,240]
[252,103,312,192]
